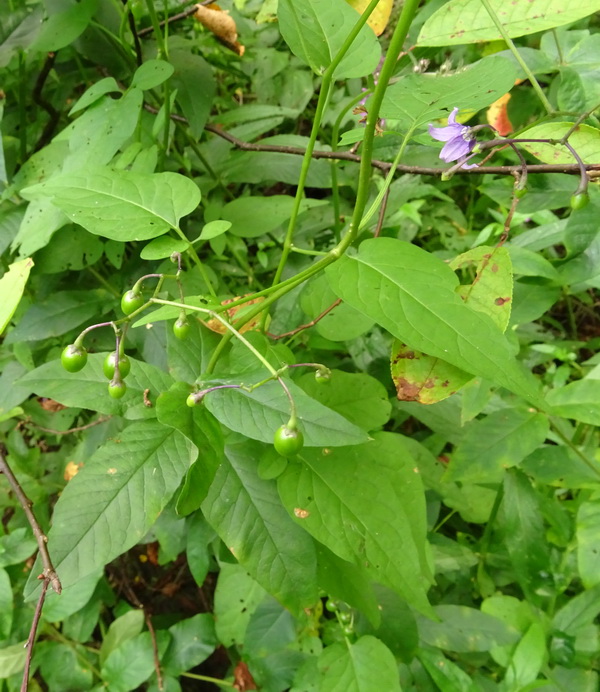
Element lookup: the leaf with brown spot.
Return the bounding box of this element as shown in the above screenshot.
[204,295,264,334]
[234,661,257,691]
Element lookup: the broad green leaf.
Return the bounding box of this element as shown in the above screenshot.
[19,354,174,417]
[68,76,121,115]
[0,642,26,678]
[0,527,37,567]
[417,605,519,652]
[317,636,401,692]
[499,469,551,603]
[203,375,369,447]
[203,442,318,612]
[165,319,220,383]
[278,0,381,78]
[300,274,375,341]
[553,584,600,635]
[24,420,195,597]
[162,614,217,675]
[31,224,104,273]
[99,610,145,666]
[325,238,544,406]
[418,0,600,46]
[520,123,600,165]
[36,641,94,691]
[244,596,297,659]
[503,622,546,690]
[446,408,549,483]
[296,369,391,431]
[564,201,600,257]
[197,219,232,241]
[170,49,215,139]
[0,257,33,335]
[42,569,102,621]
[522,445,600,489]
[380,56,518,130]
[214,564,267,647]
[418,649,479,692]
[101,631,169,692]
[577,500,600,587]
[5,289,112,344]
[156,382,223,514]
[221,195,323,238]
[22,167,200,241]
[131,59,174,90]
[140,236,189,260]
[278,433,434,615]
[31,0,97,51]
[547,378,600,425]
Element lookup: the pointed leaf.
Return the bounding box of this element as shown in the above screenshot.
[202,442,319,612]
[24,420,195,597]
[0,257,33,335]
[520,123,600,165]
[277,432,433,615]
[547,378,600,426]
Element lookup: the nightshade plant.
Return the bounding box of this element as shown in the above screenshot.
[1,0,600,690]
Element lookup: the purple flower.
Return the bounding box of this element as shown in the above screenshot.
[429,108,478,169]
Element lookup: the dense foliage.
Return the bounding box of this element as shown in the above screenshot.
[1,0,600,689]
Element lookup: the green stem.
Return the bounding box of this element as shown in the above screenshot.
[87,267,121,297]
[173,227,218,298]
[181,672,234,688]
[479,0,554,115]
[270,0,384,290]
[144,0,168,57]
[549,418,600,479]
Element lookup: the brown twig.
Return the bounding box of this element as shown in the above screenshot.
[137,2,210,38]
[124,0,143,66]
[33,52,60,152]
[270,299,342,340]
[142,104,600,177]
[21,579,49,692]
[374,187,390,238]
[145,611,164,691]
[24,416,111,436]
[0,448,61,594]
[498,194,520,246]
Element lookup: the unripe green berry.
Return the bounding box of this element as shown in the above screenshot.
[186,393,198,407]
[121,290,144,315]
[570,192,590,210]
[107,380,127,399]
[103,351,131,380]
[273,425,304,457]
[173,318,190,340]
[315,367,331,384]
[61,344,88,373]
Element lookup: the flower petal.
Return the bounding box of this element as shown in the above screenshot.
[428,123,462,142]
[440,136,472,162]
[447,107,460,125]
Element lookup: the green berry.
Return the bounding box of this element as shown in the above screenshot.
[103,351,131,380]
[173,318,190,340]
[107,380,127,399]
[61,344,88,373]
[570,192,589,210]
[339,611,352,624]
[121,290,144,315]
[342,624,354,636]
[186,393,198,407]
[514,186,527,199]
[315,368,331,384]
[273,424,304,458]
[325,599,338,613]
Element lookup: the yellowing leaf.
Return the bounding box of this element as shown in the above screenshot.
[345,0,393,36]
[194,3,245,56]
[520,123,600,165]
[487,92,513,136]
[204,295,264,334]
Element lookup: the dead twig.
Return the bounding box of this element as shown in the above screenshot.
[270,299,342,341]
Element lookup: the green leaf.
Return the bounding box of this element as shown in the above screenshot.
[418,0,600,46]
[165,319,220,383]
[499,469,551,603]
[31,0,97,52]
[101,631,169,692]
[99,610,145,666]
[19,354,175,417]
[325,238,544,406]
[221,195,323,238]
[446,408,549,483]
[140,236,189,260]
[417,605,519,652]
[547,378,600,425]
[317,636,401,692]
[244,596,297,658]
[131,59,174,90]
[380,56,519,130]
[300,274,375,341]
[564,201,600,257]
[170,49,215,139]
[278,432,434,615]
[520,123,600,165]
[577,500,600,587]
[68,76,121,115]
[278,0,381,78]
[24,420,195,597]
[36,641,94,691]
[162,614,217,675]
[5,289,111,344]
[0,642,26,679]
[203,441,319,612]
[501,622,546,689]
[214,564,267,647]
[203,375,369,447]
[0,257,33,336]
[553,584,600,635]
[0,568,12,639]
[296,369,391,431]
[197,219,232,241]
[22,167,200,241]
[418,648,479,692]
